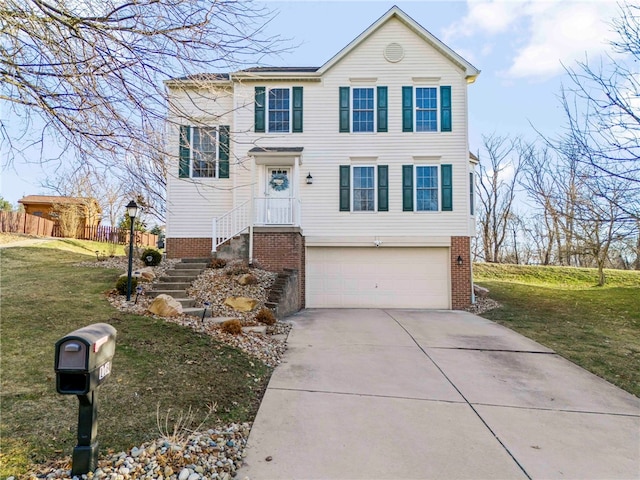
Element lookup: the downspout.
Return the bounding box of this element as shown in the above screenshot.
[249,155,255,264]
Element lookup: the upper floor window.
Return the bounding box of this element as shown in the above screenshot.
[178,125,230,179]
[268,88,291,133]
[352,88,375,132]
[255,86,303,133]
[415,88,438,132]
[339,86,388,133]
[403,85,452,132]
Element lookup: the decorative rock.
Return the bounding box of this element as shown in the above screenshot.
[148,294,183,317]
[223,296,258,312]
[188,474,200,480]
[473,284,490,298]
[236,274,255,286]
[138,267,156,282]
[178,467,191,480]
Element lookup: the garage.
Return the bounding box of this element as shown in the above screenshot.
[306,247,450,308]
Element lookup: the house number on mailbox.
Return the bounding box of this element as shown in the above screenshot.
[98,362,111,380]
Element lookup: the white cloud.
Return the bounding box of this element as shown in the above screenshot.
[506,2,619,80]
[445,0,621,81]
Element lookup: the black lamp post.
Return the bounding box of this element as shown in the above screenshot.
[125,200,139,301]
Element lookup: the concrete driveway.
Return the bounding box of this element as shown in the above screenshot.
[240,309,640,480]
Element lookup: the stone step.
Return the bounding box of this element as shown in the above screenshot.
[181,258,211,264]
[173,263,207,270]
[155,281,192,290]
[243,325,267,335]
[147,289,187,298]
[160,275,199,282]
[177,298,196,308]
[182,307,213,318]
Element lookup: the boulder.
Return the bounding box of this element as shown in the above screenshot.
[223,296,258,312]
[148,294,183,317]
[474,284,490,298]
[236,273,256,286]
[138,267,156,282]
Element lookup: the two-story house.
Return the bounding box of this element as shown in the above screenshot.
[164,6,480,310]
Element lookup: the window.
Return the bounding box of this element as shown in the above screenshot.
[402,85,452,132]
[339,86,387,133]
[255,87,303,133]
[415,88,437,132]
[178,125,230,179]
[352,88,374,132]
[268,88,290,133]
[403,164,453,212]
[192,127,218,177]
[415,166,438,211]
[339,165,388,212]
[353,166,375,211]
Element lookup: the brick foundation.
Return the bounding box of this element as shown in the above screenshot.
[166,237,212,259]
[253,227,305,309]
[451,236,472,310]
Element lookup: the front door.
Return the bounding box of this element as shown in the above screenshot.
[264,167,292,224]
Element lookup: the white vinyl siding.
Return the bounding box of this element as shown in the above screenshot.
[166,16,474,239]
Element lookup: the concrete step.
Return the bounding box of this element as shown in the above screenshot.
[176,298,196,308]
[181,258,211,264]
[182,307,212,318]
[160,274,199,282]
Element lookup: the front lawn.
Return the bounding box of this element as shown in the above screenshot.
[0,247,271,477]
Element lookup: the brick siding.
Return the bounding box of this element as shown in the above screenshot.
[450,236,472,310]
[166,237,212,259]
[253,228,305,309]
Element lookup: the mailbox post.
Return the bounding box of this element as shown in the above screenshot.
[54,323,116,476]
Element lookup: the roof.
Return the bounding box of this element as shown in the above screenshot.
[18,196,101,208]
[240,67,319,73]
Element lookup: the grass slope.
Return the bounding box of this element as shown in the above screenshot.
[0,247,270,477]
[475,263,640,397]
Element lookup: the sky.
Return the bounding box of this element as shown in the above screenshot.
[0,0,623,207]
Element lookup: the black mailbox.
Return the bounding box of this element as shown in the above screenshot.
[55,323,116,395]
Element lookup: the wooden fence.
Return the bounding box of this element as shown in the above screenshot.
[51,224,158,248]
[0,211,54,236]
[1,212,158,248]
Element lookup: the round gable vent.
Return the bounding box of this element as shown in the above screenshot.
[384,42,404,63]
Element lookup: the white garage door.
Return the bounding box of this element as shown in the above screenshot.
[306,247,450,308]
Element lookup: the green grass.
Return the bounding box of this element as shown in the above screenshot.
[475,263,640,397]
[0,247,270,478]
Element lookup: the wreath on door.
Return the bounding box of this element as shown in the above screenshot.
[269,173,289,192]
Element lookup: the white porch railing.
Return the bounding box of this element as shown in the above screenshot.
[212,197,300,252]
[212,200,250,252]
[254,197,300,226]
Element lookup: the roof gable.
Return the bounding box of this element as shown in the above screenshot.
[318,6,480,82]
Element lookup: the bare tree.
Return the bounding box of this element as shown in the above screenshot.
[476,134,523,263]
[1,0,284,170]
[557,2,640,219]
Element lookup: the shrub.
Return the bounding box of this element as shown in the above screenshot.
[115,276,138,295]
[255,308,276,326]
[141,248,162,266]
[209,258,227,269]
[221,319,242,335]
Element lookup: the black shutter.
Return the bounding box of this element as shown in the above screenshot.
[377,165,388,211]
[339,165,350,211]
[218,125,230,179]
[179,125,190,178]
[402,87,413,132]
[377,86,388,132]
[292,87,303,133]
[339,87,350,133]
[255,87,265,133]
[402,165,413,211]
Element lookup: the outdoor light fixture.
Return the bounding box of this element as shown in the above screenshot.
[306,173,313,184]
[457,255,463,266]
[125,200,139,301]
